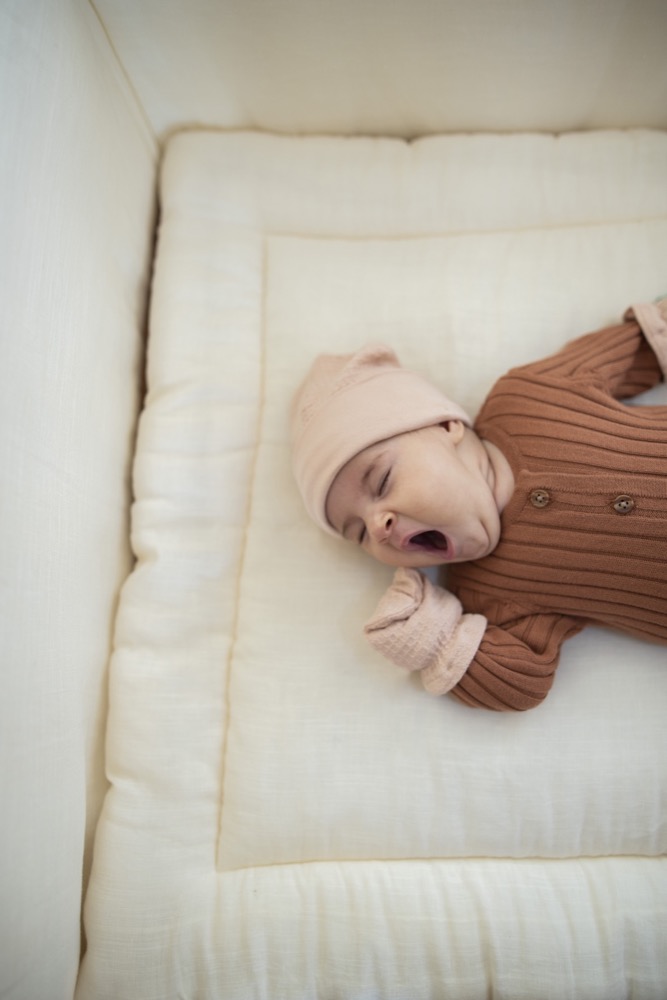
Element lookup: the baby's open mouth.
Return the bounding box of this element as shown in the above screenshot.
[408,530,449,553]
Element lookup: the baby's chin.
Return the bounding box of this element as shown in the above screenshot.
[370,549,449,569]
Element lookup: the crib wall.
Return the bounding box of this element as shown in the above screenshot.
[0,2,156,998]
[96,0,667,139]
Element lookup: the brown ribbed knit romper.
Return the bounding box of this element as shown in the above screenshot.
[447,313,667,711]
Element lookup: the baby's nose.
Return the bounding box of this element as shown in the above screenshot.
[371,510,394,542]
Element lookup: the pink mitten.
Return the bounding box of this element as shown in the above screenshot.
[364,567,486,696]
[626,298,667,375]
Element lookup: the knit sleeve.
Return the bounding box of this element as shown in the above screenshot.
[448,611,584,711]
[516,313,662,401]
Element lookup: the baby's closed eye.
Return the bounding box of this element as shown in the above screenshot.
[377,470,391,497]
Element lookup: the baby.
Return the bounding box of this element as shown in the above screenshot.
[291,300,667,711]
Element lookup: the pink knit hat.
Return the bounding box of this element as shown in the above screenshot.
[291,344,471,535]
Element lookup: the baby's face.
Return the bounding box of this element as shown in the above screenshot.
[325,422,503,568]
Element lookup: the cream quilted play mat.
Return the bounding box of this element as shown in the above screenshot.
[79,131,667,1000]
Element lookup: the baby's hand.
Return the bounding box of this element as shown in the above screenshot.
[364,567,486,695]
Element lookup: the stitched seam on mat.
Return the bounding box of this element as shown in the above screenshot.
[258,214,667,241]
[218,853,666,874]
[216,235,268,870]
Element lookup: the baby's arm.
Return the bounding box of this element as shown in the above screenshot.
[448,611,582,711]
[365,569,582,711]
[514,301,666,401]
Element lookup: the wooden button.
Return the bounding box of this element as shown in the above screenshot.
[612,495,635,514]
[530,489,551,509]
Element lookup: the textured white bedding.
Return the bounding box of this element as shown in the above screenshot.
[79,130,667,999]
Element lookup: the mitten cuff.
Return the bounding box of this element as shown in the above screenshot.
[625,299,667,376]
[364,568,462,674]
[420,613,487,695]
